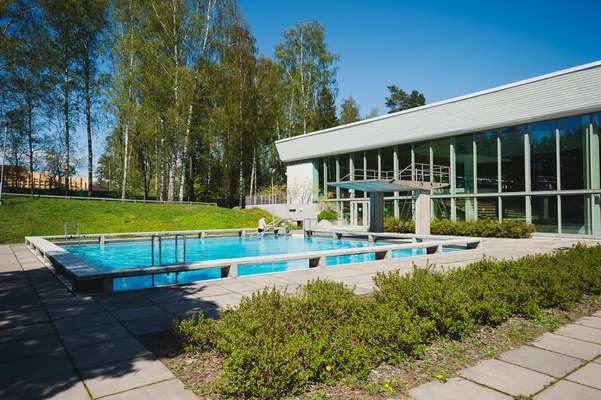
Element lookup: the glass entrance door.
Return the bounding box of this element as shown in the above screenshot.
[351,201,370,227]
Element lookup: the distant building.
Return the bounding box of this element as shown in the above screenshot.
[274,61,601,236]
[1,165,90,191]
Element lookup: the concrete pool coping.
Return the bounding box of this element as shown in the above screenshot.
[25,229,481,293]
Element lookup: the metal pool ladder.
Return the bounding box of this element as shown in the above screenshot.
[151,234,187,266]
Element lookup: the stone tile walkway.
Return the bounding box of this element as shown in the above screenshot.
[0,245,196,400]
[409,313,601,400]
[1,236,600,399]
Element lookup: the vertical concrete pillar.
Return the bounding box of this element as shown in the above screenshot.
[369,192,384,232]
[415,190,431,235]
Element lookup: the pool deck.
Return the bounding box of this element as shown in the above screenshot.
[1,236,600,399]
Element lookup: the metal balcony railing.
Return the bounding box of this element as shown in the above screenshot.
[338,163,450,184]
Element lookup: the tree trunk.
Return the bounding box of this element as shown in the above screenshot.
[26,97,34,196]
[167,154,175,201]
[121,123,129,199]
[178,103,192,201]
[84,50,93,197]
[64,63,70,196]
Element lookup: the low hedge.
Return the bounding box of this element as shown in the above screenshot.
[176,244,601,399]
[317,209,338,222]
[383,217,535,238]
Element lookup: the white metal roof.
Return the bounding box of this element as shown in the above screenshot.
[276,60,601,163]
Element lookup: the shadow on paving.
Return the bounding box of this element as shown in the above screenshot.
[0,261,220,399]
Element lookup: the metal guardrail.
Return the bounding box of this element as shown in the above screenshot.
[4,192,218,205]
[246,193,287,205]
[339,163,450,184]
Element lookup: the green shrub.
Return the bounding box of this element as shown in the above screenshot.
[384,216,415,233]
[383,217,534,238]
[317,209,338,222]
[430,219,534,238]
[176,245,601,399]
[374,267,475,339]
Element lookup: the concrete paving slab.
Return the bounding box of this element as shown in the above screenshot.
[499,345,582,377]
[219,281,267,294]
[53,310,116,333]
[111,305,170,322]
[576,316,601,330]
[555,324,601,345]
[409,377,511,400]
[96,293,154,310]
[459,359,553,396]
[0,321,55,343]
[177,284,234,298]
[46,301,105,320]
[82,356,175,398]
[534,380,601,400]
[122,315,175,335]
[0,350,75,387]
[565,362,601,390]
[68,336,151,370]
[102,378,198,400]
[201,293,244,309]
[0,334,64,360]
[59,322,131,350]
[158,299,207,314]
[533,333,601,360]
[593,311,601,318]
[0,372,90,400]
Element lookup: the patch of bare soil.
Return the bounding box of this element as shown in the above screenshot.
[138,330,223,399]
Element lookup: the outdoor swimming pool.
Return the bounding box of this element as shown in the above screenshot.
[59,235,461,291]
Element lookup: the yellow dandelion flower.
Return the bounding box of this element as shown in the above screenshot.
[325,365,332,372]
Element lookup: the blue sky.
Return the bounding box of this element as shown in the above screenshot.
[239,0,601,116]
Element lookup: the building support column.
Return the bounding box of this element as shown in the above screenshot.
[415,189,431,235]
[369,192,384,232]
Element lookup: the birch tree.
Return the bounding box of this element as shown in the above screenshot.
[275,21,338,137]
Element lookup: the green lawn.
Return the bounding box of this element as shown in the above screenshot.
[0,196,271,243]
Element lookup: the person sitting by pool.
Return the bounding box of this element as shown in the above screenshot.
[257,216,267,237]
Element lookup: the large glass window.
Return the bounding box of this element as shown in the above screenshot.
[477,197,498,220]
[397,144,411,175]
[326,157,336,199]
[381,147,394,177]
[366,149,379,178]
[559,115,590,190]
[399,198,413,220]
[316,159,324,199]
[529,120,557,191]
[500,125,525,192]
[455,134,474,194]
[531,196,558,233]
[456,198,476,221]
[432,198,451,220]
[338,154,349,181]
[562,195,591,235]
[384,200,395,218]
[475,130,498,193]
[593,113,601,190]
[340,201,350,224]
[414,141,430,181]
[502,196,526,221]
[380,146,395,196]
[351,152,365,198]
[338,155,350,199]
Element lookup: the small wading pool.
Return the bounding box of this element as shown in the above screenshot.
[59,235,462,292]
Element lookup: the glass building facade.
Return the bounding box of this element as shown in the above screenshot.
[313,111,601,236]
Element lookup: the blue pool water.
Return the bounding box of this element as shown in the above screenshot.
[61,236,458,291]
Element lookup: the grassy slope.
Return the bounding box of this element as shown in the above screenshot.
[0,196,271,243]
